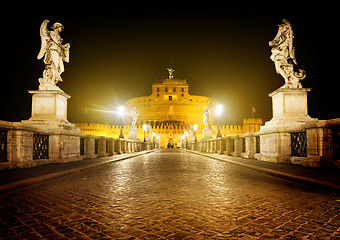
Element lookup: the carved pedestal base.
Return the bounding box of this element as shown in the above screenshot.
[261,87,317,131]
[203,128,212,140]
[128,128,139,140]
[259,87,318,163]
[22,90,75,130]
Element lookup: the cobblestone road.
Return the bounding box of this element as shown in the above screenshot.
[1,149,340,239]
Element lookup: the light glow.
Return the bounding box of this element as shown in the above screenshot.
[215,105,223,116]
[118,106,125,116]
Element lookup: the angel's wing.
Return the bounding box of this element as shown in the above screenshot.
[37,20,50,60]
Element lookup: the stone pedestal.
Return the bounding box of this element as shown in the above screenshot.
[22,90,74,129]
[259,87,318,163]
[203,128,212,140]
[261,88,316,131]
[128,128,139,140]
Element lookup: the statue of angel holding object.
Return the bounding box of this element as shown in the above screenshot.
[37,20,70,91]
[269,19,305,88]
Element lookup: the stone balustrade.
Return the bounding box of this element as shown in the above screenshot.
[0,120,155,170]
[185,118,340,169]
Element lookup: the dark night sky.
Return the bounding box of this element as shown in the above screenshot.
[1,3,337,125]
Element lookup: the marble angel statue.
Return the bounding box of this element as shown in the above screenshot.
[146,124,152,143]
[203,107,211,130]
[130,107,138,129]
[37,20,70,91]
[189,124,195,142]
[269,19,305,88]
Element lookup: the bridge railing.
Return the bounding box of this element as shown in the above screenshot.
[185,118,340,169]
[0,120,154,170]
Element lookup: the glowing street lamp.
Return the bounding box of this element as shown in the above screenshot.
[215,104,223,138]
[118,106,125,139]
[118,106,125,117]
[215,104,223,116]
[143,124,147,142]
[193,124,198,142]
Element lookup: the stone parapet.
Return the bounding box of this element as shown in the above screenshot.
[0,120,149,170]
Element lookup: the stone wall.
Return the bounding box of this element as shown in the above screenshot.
[0,120,150,170]
[186,118,340,169]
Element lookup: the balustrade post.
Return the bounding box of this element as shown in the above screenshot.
[7,129,35,168]
[232,136,242,157]
[219,138,226,154]
[225,137,233,155]
[98,138,107,157]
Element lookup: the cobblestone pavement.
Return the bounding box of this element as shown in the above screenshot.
[1,149,340,239]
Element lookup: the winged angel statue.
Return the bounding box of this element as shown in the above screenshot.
[269,19,305,88]
[37,20,70,91]
[203,107,211,130]
[130,107,138,129]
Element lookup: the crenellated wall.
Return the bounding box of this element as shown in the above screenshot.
[75,118,263,148]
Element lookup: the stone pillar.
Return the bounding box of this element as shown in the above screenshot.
[107,138,115,155]
[7,129,35,168]
[209,140,213,153]
[232,136,242,157]
[219,138,226,154]
[49,134,61,162]
[260,132,291,163]
[306,126,334,168]
[48,133,81,163]
[98,138,107,157]
[115,139,122,154]
[85,136,96,158]
[225,137,233,156]
[121,139,127,153]
[241,134,256,159]
[214,139,220,153]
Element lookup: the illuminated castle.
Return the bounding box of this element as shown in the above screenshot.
[75,69,262,147]
[125,68,218,127]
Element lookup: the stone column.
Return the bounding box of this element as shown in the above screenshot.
[115,139,122,154]
[232,136,242,157]
[219,138,226,154]
[85,136,96,158]
[98,138,107,157]
[225,137,233,156]
[241,134,256,159]
[7,129,35,168]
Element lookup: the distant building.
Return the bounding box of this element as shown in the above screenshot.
[75,71,262,148]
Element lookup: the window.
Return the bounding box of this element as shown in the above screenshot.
[156,88,159,92]
[173,88,176,92]
[157,93,159,97]
[165,87,168,92]
[169,96,172,101]
[181,88,184,92]
[181,93,184,97]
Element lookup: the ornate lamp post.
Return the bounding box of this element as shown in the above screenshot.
[118,106,125,139]
[193,124,198,142]
[215,105,223,138]
[143,124,147,142]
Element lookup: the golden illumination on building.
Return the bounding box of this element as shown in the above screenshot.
[75,70,262,148]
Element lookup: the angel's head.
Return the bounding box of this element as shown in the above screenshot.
[52,22,64,32]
